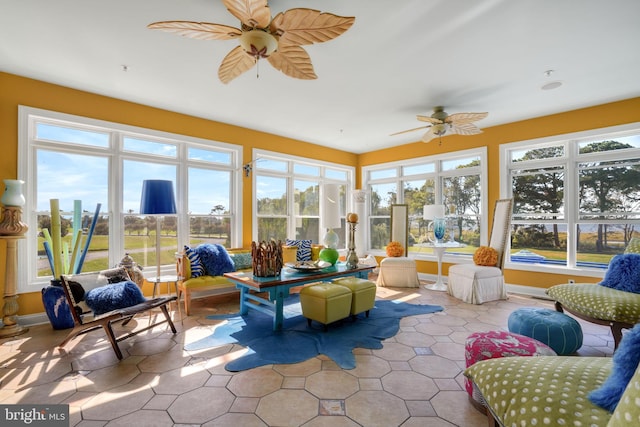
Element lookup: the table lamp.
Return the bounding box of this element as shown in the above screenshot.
[140,180,177,279]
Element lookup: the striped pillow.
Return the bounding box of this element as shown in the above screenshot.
[285,239,312,261]
[184,245,205,278]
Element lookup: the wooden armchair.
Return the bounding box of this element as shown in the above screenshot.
[58,267,177,360]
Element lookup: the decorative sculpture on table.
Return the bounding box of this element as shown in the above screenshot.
[0,179,29,337]
[252,240,283,277]
[346,213,359,269]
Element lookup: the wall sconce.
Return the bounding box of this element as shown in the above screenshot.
[243,163,252,177]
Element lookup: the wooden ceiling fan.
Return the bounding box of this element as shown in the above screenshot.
[392,106,488,144]
[148,0,355,84]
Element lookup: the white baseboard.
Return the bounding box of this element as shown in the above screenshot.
[0,312,50,329]
[418,273,552,300]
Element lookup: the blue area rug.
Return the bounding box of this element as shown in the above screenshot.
[184,295,443,371]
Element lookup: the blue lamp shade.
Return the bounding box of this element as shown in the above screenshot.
[140,180,177,215]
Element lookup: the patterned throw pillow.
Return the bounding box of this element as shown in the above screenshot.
[184,245,205,278]
[230,252,252,270]
[285,239,312,261]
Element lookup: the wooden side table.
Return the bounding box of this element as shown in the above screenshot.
[0,236,28,337]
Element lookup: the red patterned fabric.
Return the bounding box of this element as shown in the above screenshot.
[464,330,557,399]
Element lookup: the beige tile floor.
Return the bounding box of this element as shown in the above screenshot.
[1,279,614,427]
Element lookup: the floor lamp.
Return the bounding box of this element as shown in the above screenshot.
[140,180,177,279]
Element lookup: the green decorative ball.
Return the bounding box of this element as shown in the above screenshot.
[319,248,339,265]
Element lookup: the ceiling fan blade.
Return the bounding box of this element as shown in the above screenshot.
[147,21,242,40]
[390,125,430,136]
[449,122,483,136]
[445,112,488,125]
[421,128,437,143]
[218,46,257,84]
[267,45,317,79]
[270,9,355,46]
[417,115,442,124]
[223,0,271,29]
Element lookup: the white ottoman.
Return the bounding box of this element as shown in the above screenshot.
[376,257,420,288]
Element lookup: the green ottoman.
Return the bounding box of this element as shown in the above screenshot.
[332,277,377,318]
[300,282,352,330]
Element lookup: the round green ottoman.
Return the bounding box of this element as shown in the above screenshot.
[508,307,583,355]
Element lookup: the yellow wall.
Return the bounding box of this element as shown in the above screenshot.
[362,97,640,289]
[1,71,640,316]
[0,72,357,315]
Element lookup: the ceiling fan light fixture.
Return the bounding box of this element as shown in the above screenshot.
[432,123,448,136]
[239,29,278,59]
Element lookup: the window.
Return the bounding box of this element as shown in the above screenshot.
[18,107,242,292]
[252,150,354,247]
[502,124,640,273]
[363,148,487,257]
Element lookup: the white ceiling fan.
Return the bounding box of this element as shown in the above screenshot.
[392,106,488,144]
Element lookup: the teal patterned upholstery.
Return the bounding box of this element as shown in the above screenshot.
[465,356,614,426]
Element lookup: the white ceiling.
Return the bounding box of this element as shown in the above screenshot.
[2,0,640,154]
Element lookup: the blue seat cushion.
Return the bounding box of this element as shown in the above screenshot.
[85,280,146,315]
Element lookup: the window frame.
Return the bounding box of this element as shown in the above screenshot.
[501,122,640,277]
[17,106,243,293]
[362,147,488,260]
[250,149,355,245]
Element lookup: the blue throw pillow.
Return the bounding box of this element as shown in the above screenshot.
[195,244,236,276]
[85,280,146,315]
[184,245,205,278]
[599,253,640,293]
[589,323,640,412]
[285,239,312,261]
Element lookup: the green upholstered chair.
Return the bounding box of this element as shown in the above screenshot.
[176,248,252,315]
[546,237,640,349]
[465,356,639,426]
